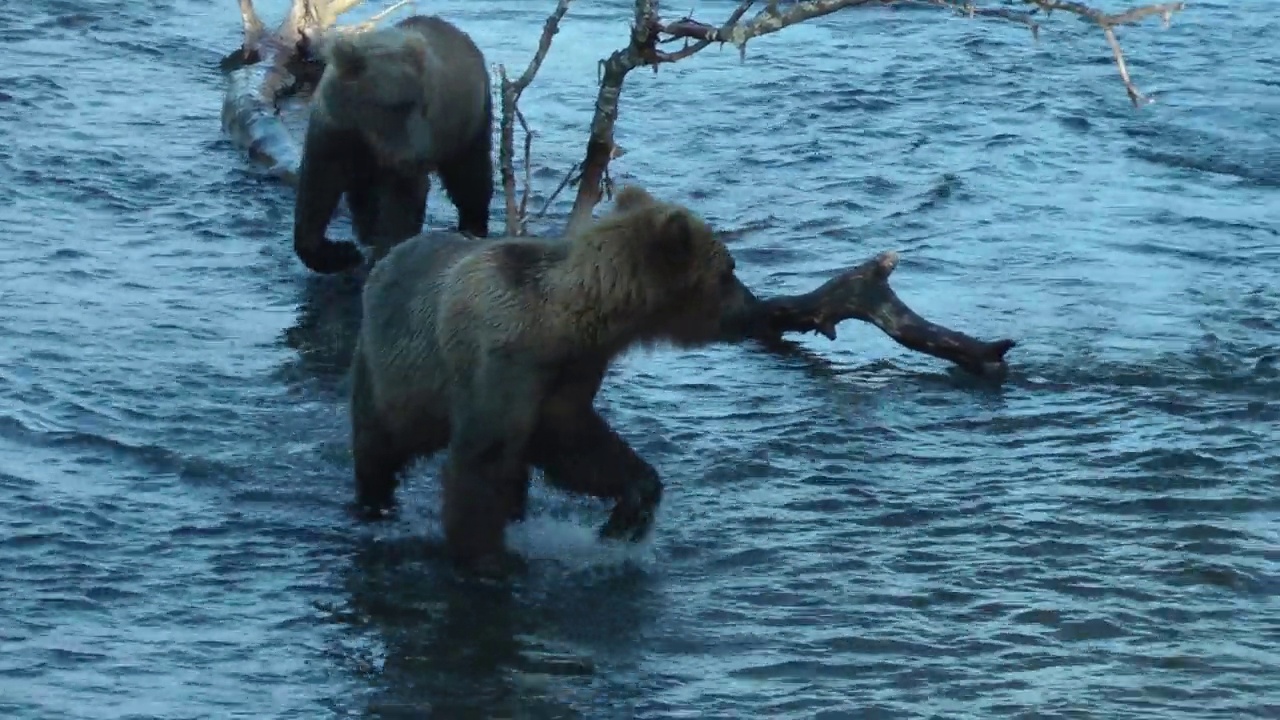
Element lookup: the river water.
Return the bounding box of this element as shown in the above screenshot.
[1,0,1277,717]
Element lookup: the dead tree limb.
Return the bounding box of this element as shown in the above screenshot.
[219,0,351,185]
[498,0,574,236]
[561,0,1187,231]
[1023,0,1186,107]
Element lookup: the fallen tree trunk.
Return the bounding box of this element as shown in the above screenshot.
[218,0,407,185]
[221,61,304,185]
[218,0,1017,376]
[218,0,319,185]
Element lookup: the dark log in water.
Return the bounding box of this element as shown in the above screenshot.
[743,251,1015,376]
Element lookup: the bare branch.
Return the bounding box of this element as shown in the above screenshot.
[347,0,414,32]
[649,1,757,64]
[887,1,1040,37]
[238,0,267,49]
[515,0,573,92]
[497,64,521,236]
[517,108,534,236]
[498,0,574,235]
[534,162,583,221]
[562,0,1187,229]
[1021,1,1187,106]
[653,1,1184,105]
[923,1,1188,106]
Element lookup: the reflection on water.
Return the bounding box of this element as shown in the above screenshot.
[324,524,664,718]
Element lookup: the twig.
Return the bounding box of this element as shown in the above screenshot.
[515,0,574,92]
[517,108,534,235]
[650,0,757,63]
[301,0,415,57]
[534,161,583,221]
[881,1,1040,38]
[660,1,1185,104]
[498,0,574,235]
[1021,1,1186,106]
[327,0,369,19]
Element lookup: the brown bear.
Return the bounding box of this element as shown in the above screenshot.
[349,185,753,567]
[293,15,493,275]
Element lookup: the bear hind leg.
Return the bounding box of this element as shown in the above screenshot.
[530,406,664,543]
[351,168,432,261]
[349,351,415,520]
[437,124,494,239]
[353,422,412,521]
[441,359,543,568]
[440,458,522,570]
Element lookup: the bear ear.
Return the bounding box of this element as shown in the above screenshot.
[614,185,655,213]
[323,36,367,79]
[648,207,697,276]
[400,32,430,74]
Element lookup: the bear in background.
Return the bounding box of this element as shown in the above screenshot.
[293,15,493,275]
[349,185,754,568]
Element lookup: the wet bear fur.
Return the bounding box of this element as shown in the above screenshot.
[293,14,494,274]
[349,186,754,567]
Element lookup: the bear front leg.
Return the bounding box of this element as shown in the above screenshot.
[530,406,664,544]
[503,469,531,524]
[436,127,494,239]
[293,123,367,274]
[440,458,519,569]
[353,428,411,520]
[353,168,431,264]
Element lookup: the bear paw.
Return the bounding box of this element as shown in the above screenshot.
[298,239,366,275]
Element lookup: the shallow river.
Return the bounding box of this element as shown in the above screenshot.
[1,0,1277,718]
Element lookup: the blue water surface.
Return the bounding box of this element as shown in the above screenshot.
[0,0,1276,718]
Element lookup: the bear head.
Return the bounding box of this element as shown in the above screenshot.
[581,185,751,348]
[316,27,435,167]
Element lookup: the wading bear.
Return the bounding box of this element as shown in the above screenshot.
[293,15,494,275]
[349,186,753,567]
